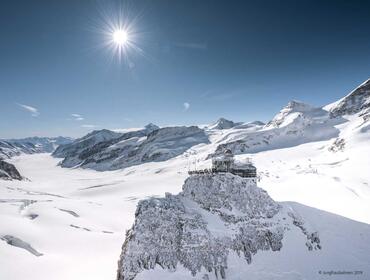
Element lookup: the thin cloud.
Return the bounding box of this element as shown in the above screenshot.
[81,124,98,129]
[16,103,40,117]
[71,113,84,121]
[183,102,190,111]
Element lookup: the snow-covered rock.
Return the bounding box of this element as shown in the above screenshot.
[117,173,326,280]
[329,78,370,117]
[0,160,22,180]
[55,125,209,171]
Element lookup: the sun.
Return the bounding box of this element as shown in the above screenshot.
[113,29,129,46]
[93,3,145,64]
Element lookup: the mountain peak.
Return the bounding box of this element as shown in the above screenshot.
[265,100,319,128]
[84,129,121,140]
[209,117,240,130]
[285,100,315,112]
[144,123,159,132]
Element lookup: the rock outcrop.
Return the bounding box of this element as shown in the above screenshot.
[329,78,370,117]
[0,160,22,180]
[116,173,321,280]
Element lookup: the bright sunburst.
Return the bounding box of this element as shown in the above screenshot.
[112,29,129,46]
[91,2,145,65]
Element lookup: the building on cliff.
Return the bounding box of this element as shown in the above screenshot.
[188,149,257,178]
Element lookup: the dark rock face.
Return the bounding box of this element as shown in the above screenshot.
[330,79,370,117]
[116,174,320,280]
[0,160,22,180]
[328,138,346,152]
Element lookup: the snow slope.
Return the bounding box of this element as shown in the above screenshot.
[0,154,189,280]
[1,152,369,280]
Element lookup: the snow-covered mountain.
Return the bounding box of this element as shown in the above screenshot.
[265,100,326,128]
[210,100,343,157]
[53,125,209,171]
[117,173,370,280]
[207,79,369,159]
[7,136,73,153]
[208,118,242,130]
[53,129,124,159]
[0,136,73,160]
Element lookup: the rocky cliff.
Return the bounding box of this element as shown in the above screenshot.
[116,173,321,280]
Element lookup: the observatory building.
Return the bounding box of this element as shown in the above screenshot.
[189,149,257,178]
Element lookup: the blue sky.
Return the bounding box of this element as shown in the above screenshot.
[1,0,370,138]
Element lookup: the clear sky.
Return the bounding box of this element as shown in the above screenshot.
[1,0,370,138]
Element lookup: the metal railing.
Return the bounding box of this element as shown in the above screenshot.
[188,168,256,178]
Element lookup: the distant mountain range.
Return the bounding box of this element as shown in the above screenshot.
[45,78,370,173]
[3,78,370,175]
[0,136,73,160]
